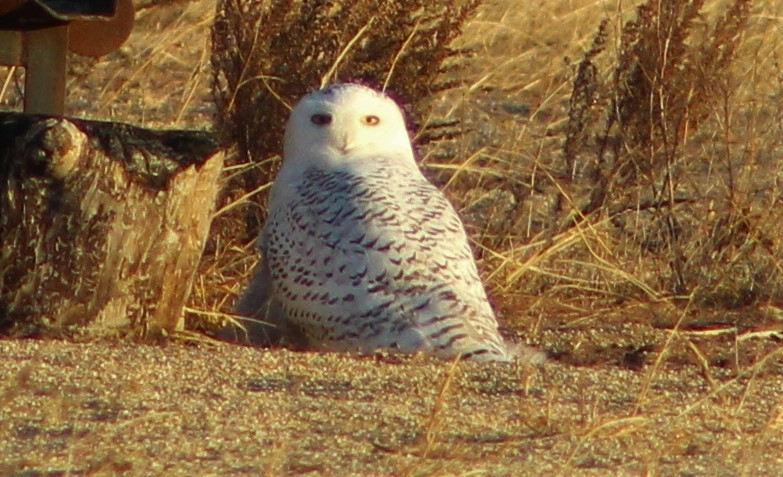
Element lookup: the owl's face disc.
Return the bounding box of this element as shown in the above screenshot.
[283,83,415,169]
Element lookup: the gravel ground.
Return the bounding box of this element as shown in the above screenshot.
[2,339,782,476]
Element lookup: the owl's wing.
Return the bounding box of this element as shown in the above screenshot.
[231,256,309,348]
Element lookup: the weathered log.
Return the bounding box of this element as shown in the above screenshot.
[0,113,223,337]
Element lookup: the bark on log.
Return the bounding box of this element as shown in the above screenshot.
[0,113,223,337]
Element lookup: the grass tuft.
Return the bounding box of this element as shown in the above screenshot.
[508,0,781,313]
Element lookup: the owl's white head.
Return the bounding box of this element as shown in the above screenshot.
[282,84,417,172]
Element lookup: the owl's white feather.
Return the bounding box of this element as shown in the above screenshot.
[245,83,517,362]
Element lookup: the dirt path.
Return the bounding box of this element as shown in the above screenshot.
[1,339,781,476]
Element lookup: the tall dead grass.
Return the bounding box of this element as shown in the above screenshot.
[471,0,783,323]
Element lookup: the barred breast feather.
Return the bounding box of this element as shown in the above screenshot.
[262,157,511,361]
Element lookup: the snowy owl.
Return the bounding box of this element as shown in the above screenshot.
[237,83,518,362]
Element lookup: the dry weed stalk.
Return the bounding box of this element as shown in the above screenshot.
[536,0,779,311]
[402,356,461,477]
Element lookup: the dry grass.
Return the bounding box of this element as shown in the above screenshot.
[421,0,783,358]
[1,0,783,474]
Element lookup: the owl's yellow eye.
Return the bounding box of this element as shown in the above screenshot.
[311,113,332,126]
[362,115,380,126]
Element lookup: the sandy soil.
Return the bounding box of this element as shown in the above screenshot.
[2,339,782,476]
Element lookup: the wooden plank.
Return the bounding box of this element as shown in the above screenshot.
[23,25,68,115]
[0,30,23,65]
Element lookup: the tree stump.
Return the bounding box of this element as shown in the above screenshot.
[0,113,223,337]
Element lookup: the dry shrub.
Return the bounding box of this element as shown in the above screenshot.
[506,0,783,311]
[212,0,479,234]
[210,0,480,238]
[192,0,481,329]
